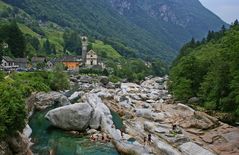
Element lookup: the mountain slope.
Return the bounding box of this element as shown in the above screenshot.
[3,0,226,62]
[169,22,239,122]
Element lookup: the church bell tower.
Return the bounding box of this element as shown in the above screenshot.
[81,36,88,64]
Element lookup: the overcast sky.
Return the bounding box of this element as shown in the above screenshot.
[199,0,239,24]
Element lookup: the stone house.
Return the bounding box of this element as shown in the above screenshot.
[1,56,18,69]
[15,58,28,68]
[61,56,82,70]
[31,57,46,67]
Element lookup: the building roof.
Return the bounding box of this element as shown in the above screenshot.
[2,56,14,62]
[15,58,28,63]
[31,57,46,63]
[87,50,96,55]
[61,55,82,62]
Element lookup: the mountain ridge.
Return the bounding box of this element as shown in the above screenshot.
[2,0,227,62]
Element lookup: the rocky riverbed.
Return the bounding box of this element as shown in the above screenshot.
[45,75,239,155]
[1,75,239,155]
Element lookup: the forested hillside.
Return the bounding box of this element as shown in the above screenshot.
[2,0,226,62]
[170,20,239,122]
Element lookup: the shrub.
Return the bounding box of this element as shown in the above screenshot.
[0,82,26,138]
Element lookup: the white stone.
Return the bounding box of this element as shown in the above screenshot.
[68,91,83,101]
[179,142,215,155]
[45,103,93,131]
[23,124,32,138]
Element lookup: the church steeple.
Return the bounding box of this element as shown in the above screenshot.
[81,36,88,64]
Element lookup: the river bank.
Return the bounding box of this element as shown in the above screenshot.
[1,75,238,155]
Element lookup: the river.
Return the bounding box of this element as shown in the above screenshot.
[29,108,120,155]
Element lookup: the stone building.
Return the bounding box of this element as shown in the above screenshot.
[1,56,18,69]
[85,50,98,66]
[15,58,28,68]
[81,36,100,67]
[61,56,81,70]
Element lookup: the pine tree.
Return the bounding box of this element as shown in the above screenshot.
[43,39,51,54]
[0,40,3,62]
[234,19,239,26]
[221,25,226,34]
[6,21,26,57]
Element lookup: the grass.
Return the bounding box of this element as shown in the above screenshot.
[42,26,64,51]
[18,23,40,37]
[19,23,64,52]
[92,40,122,59]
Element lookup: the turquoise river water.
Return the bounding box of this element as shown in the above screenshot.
[29,109,120,155]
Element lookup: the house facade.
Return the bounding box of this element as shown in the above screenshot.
[31,57,46,68]
[1,56,18,69]
[85,50,98,66]
[61,56,82,70]
[15,58,28,68]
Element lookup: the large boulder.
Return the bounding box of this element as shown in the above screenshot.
[179,142,215,155]
[135,109,153,120]
[180,111,219,130]
[27,92,71,111]
[79,76,93,83]
[68,91,84,101]
[188,97,200,104]
[118,95,133,109]
[155,140,181,155]
[89,109,102,129]
[144,121,155,133]
[174,103,195,114]
[23,124,32,139]
[121,83,141,93]
[45,103,93,131]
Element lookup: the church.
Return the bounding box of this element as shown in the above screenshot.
[81,36,103,68]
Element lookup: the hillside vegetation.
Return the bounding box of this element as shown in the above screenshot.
[170,21,239,122]
[0,68,69,139]
[3,0,226,62]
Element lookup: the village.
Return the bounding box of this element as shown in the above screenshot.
[0,36,104,72]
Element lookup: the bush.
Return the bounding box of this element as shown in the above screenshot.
[109,75,121,83]
[0,82,26,138]
[49,72,69,91]
[0,71,69,138]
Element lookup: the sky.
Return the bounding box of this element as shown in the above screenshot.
[199,0,239,24]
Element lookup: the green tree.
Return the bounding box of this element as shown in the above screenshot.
[43,39,51,54]
[50,63,69,90]
[5,22,26,57]
[63,30,81,54]
[0,82,26,138]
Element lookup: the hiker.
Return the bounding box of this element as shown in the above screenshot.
[106,135,111,142]
[102,134,105,141]
[148,134,152,144]
[171,124,182,134]
[120,129,124,139]
[172,124,177,131]
[90,135,96,142]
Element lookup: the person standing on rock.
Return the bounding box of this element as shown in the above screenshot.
[120,129,124,139]
[148,134,152,145]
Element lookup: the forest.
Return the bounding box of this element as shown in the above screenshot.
[170,20,239,122]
